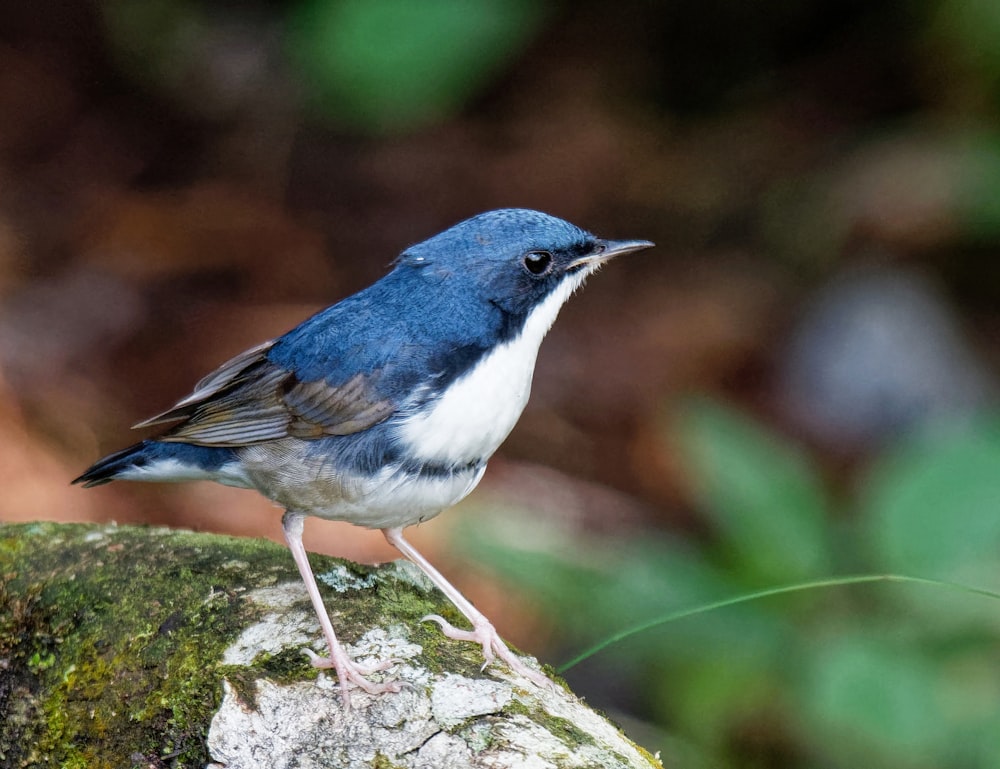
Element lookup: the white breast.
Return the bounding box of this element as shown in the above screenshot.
[399,272,586,465]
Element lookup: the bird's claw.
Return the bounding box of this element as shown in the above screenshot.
[421,613,550,689]
[301,647,402,705]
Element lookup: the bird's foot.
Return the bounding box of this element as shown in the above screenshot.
[302,647,402,707]
[423,613,550,689]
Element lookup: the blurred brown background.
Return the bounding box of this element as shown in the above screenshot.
[3,1,1000,766]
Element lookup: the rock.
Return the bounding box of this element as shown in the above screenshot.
[0,522,661,769]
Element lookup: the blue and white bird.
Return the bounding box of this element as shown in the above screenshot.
[75,208,653,705]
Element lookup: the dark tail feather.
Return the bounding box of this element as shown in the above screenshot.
[73,441,152,487]
[74,440,240,487]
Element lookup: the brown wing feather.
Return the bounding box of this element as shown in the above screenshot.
[133,340,277,429]
[134,341,395,447]
[284,374,396,437]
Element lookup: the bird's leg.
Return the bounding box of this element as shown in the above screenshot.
[282,512,400,706]
[382,526,549,688]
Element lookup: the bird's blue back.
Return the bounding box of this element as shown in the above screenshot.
[267,209,594,399]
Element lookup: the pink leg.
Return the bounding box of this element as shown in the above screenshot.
[282,512,399,707]
[382,526,549,688]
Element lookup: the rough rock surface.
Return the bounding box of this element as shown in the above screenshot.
[0,522,662,768]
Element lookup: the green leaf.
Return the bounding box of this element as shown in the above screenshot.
[863,415,1000,584]
[800,632,948,768]
[288,0,546,133]
[673,397,833,582]
[800,627,1000,769]
[662,656,777,753]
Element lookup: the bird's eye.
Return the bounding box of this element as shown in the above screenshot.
[523,251,553,275]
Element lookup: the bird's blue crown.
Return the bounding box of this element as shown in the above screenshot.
[395,208,594,269]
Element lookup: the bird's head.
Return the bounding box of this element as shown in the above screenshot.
[394,209,653,326]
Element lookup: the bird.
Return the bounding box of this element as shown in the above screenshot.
[74,208,653,706]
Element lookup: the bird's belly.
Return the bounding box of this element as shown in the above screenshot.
[239,441,486,529]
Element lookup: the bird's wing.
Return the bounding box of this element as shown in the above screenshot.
[132,340,396,446]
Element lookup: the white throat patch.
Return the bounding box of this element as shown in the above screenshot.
[399,270,590,465]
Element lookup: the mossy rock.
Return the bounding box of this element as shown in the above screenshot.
[0,522,661,768]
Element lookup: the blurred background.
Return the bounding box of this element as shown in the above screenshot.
[3,0,1000,765]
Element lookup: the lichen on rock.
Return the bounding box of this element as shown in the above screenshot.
[0,522,661,769]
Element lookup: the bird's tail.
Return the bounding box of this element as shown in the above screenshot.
[73,440,244,487]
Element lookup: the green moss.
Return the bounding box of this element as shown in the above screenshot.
[498,696,598,750]
[250,646,320,683]
[498,695,658,768]
[6,528,208,764]
[0,523,324,768]
[540,713,597,749]
[501,698,533,719]
[372,751,406,769]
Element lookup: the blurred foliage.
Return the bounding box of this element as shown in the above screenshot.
[677,399,831,582]
[101,0,279,120]
[863,418,1000,589]
[288,0,547,132]
[102,0,547,132]
[458,400,1000,768]
[932,0,1000,100]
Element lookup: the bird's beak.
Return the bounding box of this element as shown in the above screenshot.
[568,238,655,270]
